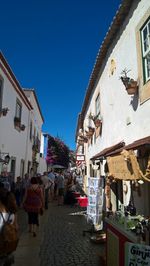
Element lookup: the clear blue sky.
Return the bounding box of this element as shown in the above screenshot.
[1,0,121,150]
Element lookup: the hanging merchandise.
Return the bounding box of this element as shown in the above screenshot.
[87,177,104,229]
[107,150,150,182]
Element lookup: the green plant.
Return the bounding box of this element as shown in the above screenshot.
[20,124,25,131]
[2,108,9,116]
[120,69,138,95]
[89,113,102,122]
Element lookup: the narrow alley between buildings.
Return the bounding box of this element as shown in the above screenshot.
[14,202,105,266]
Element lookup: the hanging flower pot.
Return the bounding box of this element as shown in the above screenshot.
[79,135,88,143]
[2,108,9,116]
[77,140,84,146]
[20,124,26,131]
[88,127,95,136]
[85,131,92,139]
[120,76,130,87]
[94,119,102,128]
[120,69,138,95]
[126,80,138,95]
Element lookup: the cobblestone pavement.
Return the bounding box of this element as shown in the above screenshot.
[14,202,105,266]
[40,203,105,266]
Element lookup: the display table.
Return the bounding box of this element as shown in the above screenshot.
[105,217,139,266]
[76,196,88,207]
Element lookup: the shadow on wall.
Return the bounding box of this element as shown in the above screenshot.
[130,90,139,111]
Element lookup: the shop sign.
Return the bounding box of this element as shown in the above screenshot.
[125,242,150,266]
[107,153,138,180]
[76,160,82,167]
[76,154,85,161]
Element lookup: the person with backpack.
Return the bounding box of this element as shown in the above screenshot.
[0,183,19,266]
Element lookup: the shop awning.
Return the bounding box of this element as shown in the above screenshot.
[91,141,125,161]
[106,137,150,181]
[91,136,150,180]
[107,136,150,156]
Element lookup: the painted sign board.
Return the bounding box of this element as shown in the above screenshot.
[76,154,85,161]
[125,242,150,266]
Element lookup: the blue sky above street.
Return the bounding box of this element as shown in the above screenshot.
[1,0,121,150]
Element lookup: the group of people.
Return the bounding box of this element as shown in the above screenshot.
[0,169,83,265]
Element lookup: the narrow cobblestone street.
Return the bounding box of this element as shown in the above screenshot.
[14,202,105,266]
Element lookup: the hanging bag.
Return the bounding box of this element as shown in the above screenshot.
[0,213,19,256]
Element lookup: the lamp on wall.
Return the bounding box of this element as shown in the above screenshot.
[0,152,10,164]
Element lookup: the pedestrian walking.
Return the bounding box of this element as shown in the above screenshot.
[41,172,52,210]
[22,173,30,199]
[0,172,11,192]
[14,176,23,207]
[64,175,77,206]
[22,176,44,237]
[53,173,58,200]
[48,170,55,201]
[56,171,64,206]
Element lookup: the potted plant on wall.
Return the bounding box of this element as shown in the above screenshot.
[87,126,95,136]
[2,108,9,116]
[78,135,88,143]
[85,130,92,138]
[0,108,9,117]
[89,113,102,128]
[120,69,138,95]
[20,124,26,131]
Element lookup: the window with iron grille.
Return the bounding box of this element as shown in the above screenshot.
[0,78,3,111]
[15,99,22,119]
[95,94,100,116]
[141,18,150,83]
[30,121,32,140]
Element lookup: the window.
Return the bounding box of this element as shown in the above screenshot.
[95,94,100,116]
[30,121,32,140]
[141,18,150,83]
[136,8,150,103]
[33,128,36,144]
[0,78,3,111]
[15,99,22,119]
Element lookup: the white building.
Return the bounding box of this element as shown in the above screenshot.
[38,132,47,174]
[0,52,32,179]
[0,52,46,180]
[24,89,46,175]
[76,0,150,216]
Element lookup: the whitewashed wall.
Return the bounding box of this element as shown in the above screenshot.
[39,133,47,174]
[81,0,150,215]
[0,61,30,179]
[24,90,46,174]
[84,0,150,165]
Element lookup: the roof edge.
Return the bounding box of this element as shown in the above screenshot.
[0,51,33,110]
[24,88,44,123]
[81,0,134,118]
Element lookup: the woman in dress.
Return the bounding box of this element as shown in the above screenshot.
[23,176,44,237]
